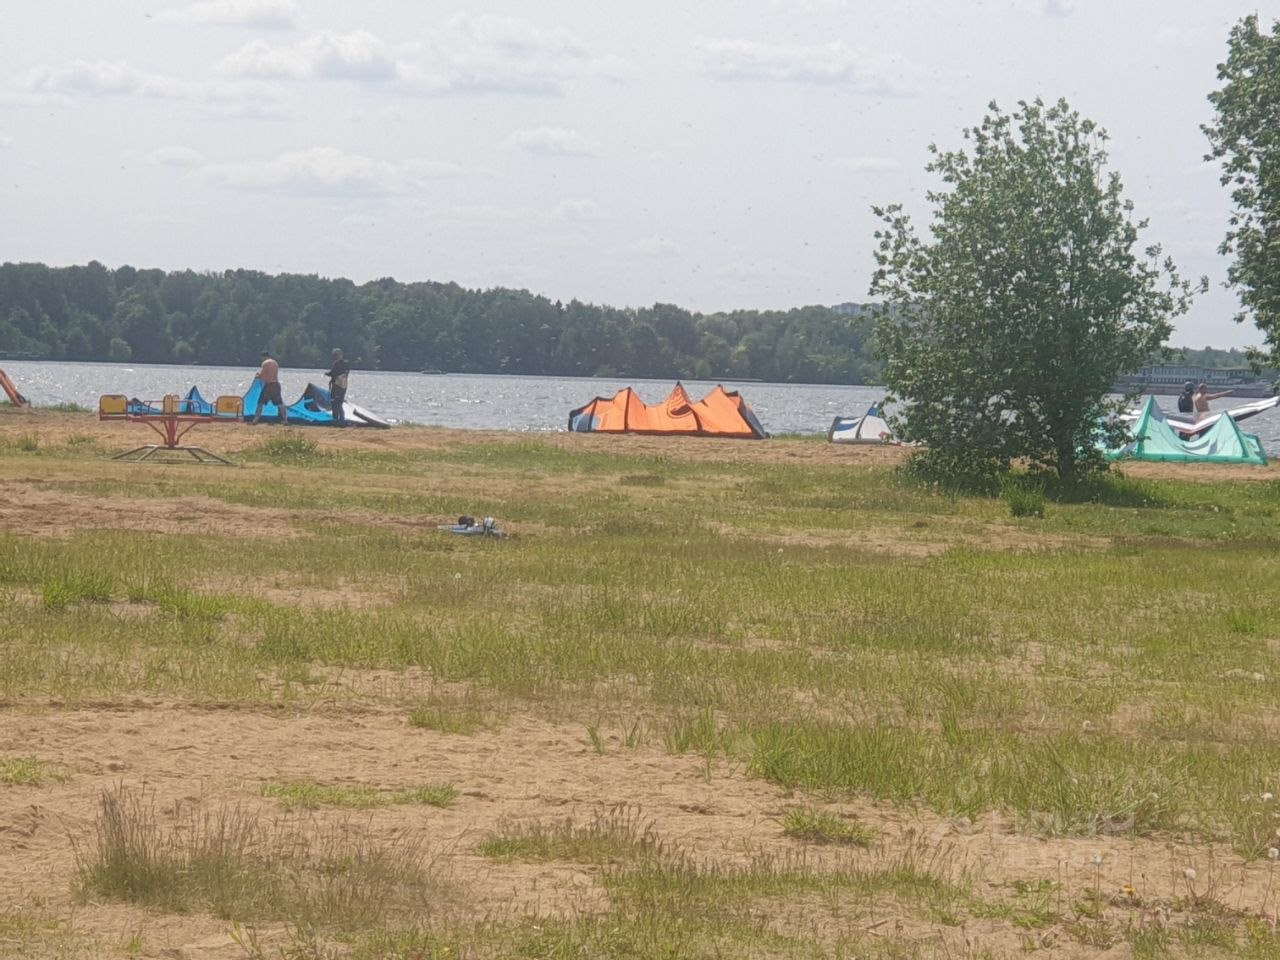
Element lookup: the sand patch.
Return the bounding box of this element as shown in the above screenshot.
[2,700,1276,959]
[0,480,302,540]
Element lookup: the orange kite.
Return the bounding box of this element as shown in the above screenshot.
[568,383,767,438]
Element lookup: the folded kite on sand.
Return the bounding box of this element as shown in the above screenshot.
[568,383,767,438]
[437,516,505,537]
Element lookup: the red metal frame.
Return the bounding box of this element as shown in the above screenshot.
[131,412,215,449]
[100,398,238,464]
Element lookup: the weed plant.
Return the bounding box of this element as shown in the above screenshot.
[478,806,662,864]
[1001,474,1046,517]
[246,433,325,463]
[780,807,877,846]
[77,785,441,928]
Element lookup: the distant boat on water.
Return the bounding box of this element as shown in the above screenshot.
[1113,363,1276,398]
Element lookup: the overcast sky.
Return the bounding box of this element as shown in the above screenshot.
[3,0,1277,349]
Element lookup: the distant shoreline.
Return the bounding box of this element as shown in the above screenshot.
[1120,383,1275,398]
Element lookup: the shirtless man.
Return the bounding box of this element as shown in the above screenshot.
[1193,381,1232,420]
[252,351,289,424]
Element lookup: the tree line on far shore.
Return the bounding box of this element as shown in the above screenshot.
[0,260,881,385]
[0,260,1258,385]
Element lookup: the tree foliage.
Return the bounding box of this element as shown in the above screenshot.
[871,98,1198,481]
[1204,14,1280,366]
[0,261,881,385]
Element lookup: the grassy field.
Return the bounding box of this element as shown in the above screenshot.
[3,407,1280,958]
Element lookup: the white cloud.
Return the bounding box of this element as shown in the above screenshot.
[198,147,463,197]
[505,127,599,157]
[834,155,900,172]
[16,59,288,116]
[409,14,629,95]
[0,135,13,149]
[630,235,682,258]
[212,16,627,95]
[1040,0,1075,16]
[21,59,196,98]
[769,0,848,10]
[158,0,300,28]
[218,30,400,81]
[1154,25,1194,46]
[716,260,772,281]
[696,38,918,95]
[149,145,205,167]
[554,199,602,221]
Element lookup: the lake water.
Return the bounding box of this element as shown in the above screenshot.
[4,359,1279,443]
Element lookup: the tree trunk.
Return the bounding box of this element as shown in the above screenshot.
[1057,443,1076,480]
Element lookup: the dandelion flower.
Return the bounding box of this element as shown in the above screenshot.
[1184,868,1197,881]
[1264,793,1275,802]
[1091,853,1103,866]
[1269,848,1279,860]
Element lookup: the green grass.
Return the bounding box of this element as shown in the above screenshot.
[11,423,1280,955]
[780,807,877,846]
[407,692,495,735]
[77,785,444,928]
[244,432,327,463]
[477,806,662,864]
[0,909,86,959]
[261,780,457,810]
[0,756,69,786]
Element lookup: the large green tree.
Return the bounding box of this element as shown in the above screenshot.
[871,98,1199,481]
[1205,15,1280,366]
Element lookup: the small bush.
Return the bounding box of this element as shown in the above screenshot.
[250,434,323,463]
[1001,477,1046,518]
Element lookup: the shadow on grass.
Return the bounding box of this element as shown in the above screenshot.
[895,459,1177,510]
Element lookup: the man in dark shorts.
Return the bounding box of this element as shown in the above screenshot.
[325,348,350,426]
[252,351,289,424]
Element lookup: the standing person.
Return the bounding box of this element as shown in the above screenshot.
[1176,381,1196,415]
[252,350,289,425]
[325,348,350,426]
[1193,381,1232,419]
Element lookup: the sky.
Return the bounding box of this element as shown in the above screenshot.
[2,0,1277,350]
